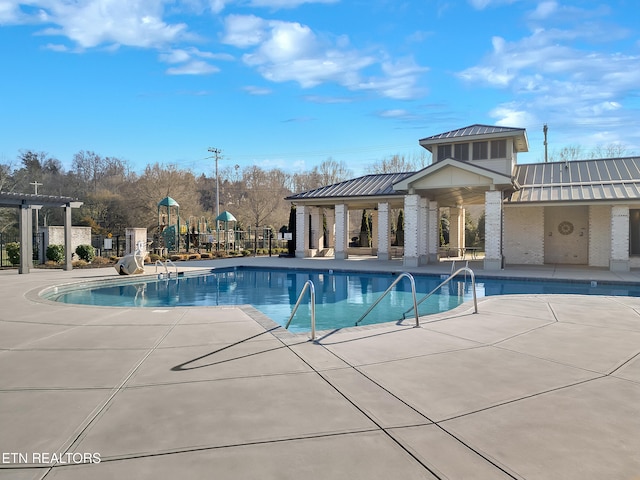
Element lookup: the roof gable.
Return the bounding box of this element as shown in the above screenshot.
[393,158,514,192]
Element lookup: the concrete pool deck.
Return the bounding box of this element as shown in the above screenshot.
[1,257,640,479]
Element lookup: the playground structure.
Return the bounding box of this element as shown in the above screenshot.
[155,196,279,254]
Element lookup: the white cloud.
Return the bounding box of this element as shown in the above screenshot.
[166,60,219,75]
[243,85,273,95]
[7,0,187,48]
[159,47,229,75]
[222,14,267,47]
[224,15,426,99]
[528,1,557,20]
[248,0,338,7]
[490,104,536,127]
[467,0,518,10]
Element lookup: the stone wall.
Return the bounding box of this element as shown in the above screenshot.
[504,206,544,265]
[43,226,92,259]
[588,205,611,267]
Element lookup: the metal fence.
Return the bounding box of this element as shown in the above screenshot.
[0,232,45,267]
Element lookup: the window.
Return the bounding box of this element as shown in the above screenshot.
[491,139,507,159]
[437,144,452,162]
[472,141,488,160]
[454,143,469,161]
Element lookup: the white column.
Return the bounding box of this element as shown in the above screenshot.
[418,197,429,265]
[377,202,390,260]
[335,203,349,260]
[610,205,630,272]
[325,208,335,249]
[295,205,309,258]
[63,204,73,271]
[19,205,30,274]
[428,201,439,263]
[403,194,420,267]
[449,206,465,254]
[484,190,503,270]
[309,207,322,253]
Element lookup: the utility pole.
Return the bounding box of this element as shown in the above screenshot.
[30,180,43,232]
[207,148,222,220]
[207,147,222,249]
[543,124,548,163]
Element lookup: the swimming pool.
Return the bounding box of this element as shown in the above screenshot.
[48,267,640,333]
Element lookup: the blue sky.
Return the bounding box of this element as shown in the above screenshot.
[1,0,638,177]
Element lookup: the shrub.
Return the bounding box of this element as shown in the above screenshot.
[200,253,212,259]
[46,244,65,263]
[75,244,95,263]
[188,253,201,260]
[148,253,161,263]
[72,259,88,268]
[91,256,112,266]
[6,242,20,266]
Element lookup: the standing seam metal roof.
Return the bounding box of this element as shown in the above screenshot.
[286,172,415,200]
[507,157,640,203]
[419,124,525,142]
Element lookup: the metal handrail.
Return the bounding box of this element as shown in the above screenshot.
[403,267,478,319]
[154,259,179,278]
[285,280,316,340]
[355,272,419,328]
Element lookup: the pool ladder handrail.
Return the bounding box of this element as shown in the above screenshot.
[402,267,478,319]
[285,280,316,340]
[355,272,419,328]
[154,259,179,278]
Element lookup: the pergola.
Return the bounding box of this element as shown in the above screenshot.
[0,192,83,274]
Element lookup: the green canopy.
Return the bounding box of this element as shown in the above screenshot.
[158,196,179,207]
[216,211,237,222]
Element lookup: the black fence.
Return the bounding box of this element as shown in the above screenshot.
[0,232,45,267]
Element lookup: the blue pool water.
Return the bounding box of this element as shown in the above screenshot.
[50,267,640,333]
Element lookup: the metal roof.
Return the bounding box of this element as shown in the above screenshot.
[419,124,525,142]
[286,172,415,201]
[507,157,640,203]
[0,191,81,208]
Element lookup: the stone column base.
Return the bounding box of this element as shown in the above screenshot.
[610,259,630,272]
[484,257,503,271]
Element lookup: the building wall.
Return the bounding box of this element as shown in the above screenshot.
[44,226,92,258]
[504,206,544,265]
[588,205,611,267]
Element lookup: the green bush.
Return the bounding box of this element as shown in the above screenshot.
[6,242,20,266]
[75,244,95,262]
[46,244,65,263]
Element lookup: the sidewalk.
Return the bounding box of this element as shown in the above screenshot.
[1,258,639,479]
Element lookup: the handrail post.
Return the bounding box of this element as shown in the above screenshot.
[355,272,419,328]
[403,267,478,318]
[285,280,316,341]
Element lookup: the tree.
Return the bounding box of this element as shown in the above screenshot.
[238,166,291,248]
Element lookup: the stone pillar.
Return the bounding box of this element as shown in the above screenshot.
[449,206,465,255]
[484,190,503,270]
[418,197,429,264]
[335,204,349,260]
[325,208,335,249]
[295,205,309,258]
[19,205,30,274]
[377,202,390,260]
[610,205,630,272]
[125,228,148,255]
[63,204,73,271]
[403,194,420,267]
[309,207,322,253]
[428,201,439,263]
